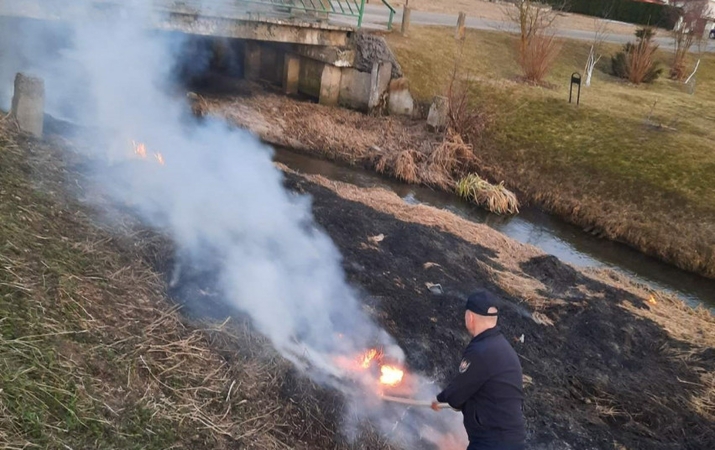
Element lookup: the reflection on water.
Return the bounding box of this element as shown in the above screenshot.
[274,148,715,310]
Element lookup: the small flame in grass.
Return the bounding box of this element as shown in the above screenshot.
[132,140,147,158]
[360,348,379,369]
[379,365,404,386]
[131,140,165,166]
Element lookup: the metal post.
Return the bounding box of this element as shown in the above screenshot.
[357,0,366,28]
[569,72,582,105]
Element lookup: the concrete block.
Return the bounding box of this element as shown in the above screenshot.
[319,64,342,106]
[368,61,392,112]
[283,53,301,95]
[260,45,281,84]
[388,78,415,117]
[339,68,371,111]
[401,7,411,36]
[11,73,44,138]
[244,41,261,81]
[299,58,323,98]
[294,45,355,68]
[427,95,448,131]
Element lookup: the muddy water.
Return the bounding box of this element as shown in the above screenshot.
[274,148,715,310]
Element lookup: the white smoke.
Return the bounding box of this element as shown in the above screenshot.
[0,1,467,447]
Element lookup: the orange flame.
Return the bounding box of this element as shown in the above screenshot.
[379,365,404,386]
[359,349,379,369]
[132,140,147,158]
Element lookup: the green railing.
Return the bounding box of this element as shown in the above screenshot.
[236,0,395,30]
[380,0,395,31]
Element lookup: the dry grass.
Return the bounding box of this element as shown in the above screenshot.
[420,129,474,190]
[456,173,520,215]
[0,125,393,450]
[375,149,423,184]
[198,86,506,215]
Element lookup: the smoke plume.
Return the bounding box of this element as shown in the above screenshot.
[0,1,466,447]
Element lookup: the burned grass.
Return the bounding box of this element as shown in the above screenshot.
[2,116,714,448]
[282,168,715,449]
[0,125,394,449]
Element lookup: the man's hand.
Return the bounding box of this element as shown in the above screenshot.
[431,401,442,411]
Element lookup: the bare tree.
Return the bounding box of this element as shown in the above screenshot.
[671,0,709,81]
[583,8,612,87]
[505,0,562,83]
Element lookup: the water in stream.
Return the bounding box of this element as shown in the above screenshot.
[274,148,715,311]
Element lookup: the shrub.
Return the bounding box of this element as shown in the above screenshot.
[611,27,663,84]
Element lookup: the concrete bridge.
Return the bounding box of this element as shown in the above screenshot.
[0,0,412,114]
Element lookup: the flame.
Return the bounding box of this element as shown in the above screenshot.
[359,348,379,369]
[379,365,404,386]
[130,140,165,166]
[132,140,147,158]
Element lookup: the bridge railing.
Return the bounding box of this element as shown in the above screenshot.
[236,0,395,30]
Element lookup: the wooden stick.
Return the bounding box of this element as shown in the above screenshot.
[380,394,450,409]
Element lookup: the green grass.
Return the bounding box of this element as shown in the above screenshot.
[387,27,715,276]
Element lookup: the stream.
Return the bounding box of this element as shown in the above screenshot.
[274,147,715,311]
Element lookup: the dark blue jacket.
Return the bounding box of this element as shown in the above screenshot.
[437,326,526,447]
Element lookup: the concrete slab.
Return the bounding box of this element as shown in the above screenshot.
[294,45,355,67]
[319,64,342,106]
[11,73,44,138]
[339,68,371,111]
[283,53,301,94]
[244,41,262,81]
[0,0,354,46]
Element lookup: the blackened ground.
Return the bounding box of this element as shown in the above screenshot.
[282,173,715,450]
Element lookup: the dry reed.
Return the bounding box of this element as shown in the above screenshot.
[456,173,520,215]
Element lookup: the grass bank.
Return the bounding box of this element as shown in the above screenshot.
[0,125,388,449]
[387,26,715,278]
[2,115,715,448]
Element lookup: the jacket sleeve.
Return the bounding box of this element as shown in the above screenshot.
[436,351,489,409]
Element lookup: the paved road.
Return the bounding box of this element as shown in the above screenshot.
[332,3,715,53]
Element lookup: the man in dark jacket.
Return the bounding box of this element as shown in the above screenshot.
[432,290,526,450]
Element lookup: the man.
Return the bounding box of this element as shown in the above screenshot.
[432,290,526,450]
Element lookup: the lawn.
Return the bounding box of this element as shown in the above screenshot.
[387,26,715,277]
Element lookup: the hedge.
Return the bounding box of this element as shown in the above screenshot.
[545,0,678,29]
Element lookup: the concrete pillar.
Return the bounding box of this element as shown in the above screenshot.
[368,62,392,112]
[244,41,261,81]
[11,73,44,138]
[260,45,278,83]
[319,64,342,106]
[283,53,301,95]
[455,12,467,40]
[401,7,411,36]
[427,96,448,131]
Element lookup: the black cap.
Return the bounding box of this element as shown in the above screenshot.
[465,290,500,316]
